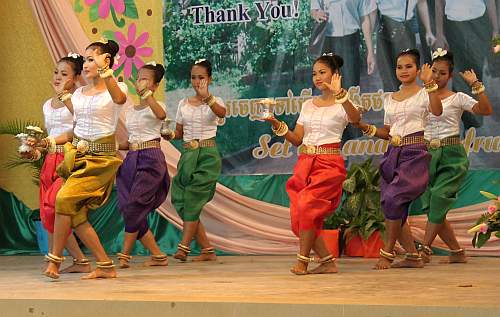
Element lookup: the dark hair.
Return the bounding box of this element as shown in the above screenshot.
[191,59,212,77]
[397,49,421,68]
[59,55,84,75]
[432,51,454,73]
[314,53,344,73]
[86,39,120,67]
[141,63,165,83]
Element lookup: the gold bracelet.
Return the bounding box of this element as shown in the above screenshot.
[204,94,217,108]
[140,90,153,100]
[272,121,289,136]
[424,80,438,93]
[59,93,72,102]
[99,68,114,79]
[472,82,485,95]
[362,124,377,137]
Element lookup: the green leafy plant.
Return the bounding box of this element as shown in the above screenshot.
[341,159,385,241]
[469,190,500,248]
[323,208,350,230]
[0,120,46,186]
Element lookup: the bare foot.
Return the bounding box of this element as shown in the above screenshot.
[391,258,425,268]
[420,251,431,263]
[374,257,392,270]
[44,262,61,279]
[394,244,406,255]
[173,250,188,262]
[439,252,467,264]
[308,261,338,274]
[81,267,117,280]
[192,253,217,262]
[118,258,130,269]
[144,256,168,267]
[290,261,308,275]
[60,263,91,274]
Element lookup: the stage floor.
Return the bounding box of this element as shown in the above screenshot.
[1,255,499,317]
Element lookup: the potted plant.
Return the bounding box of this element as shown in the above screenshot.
[341,159,385,257]
[321,208,350,257]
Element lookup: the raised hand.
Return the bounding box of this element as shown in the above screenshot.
[51,79,74,95]
[419,63,433,83]
[92,49,110,69]
[196,79,210,99]
[134,79,149,96]
[323,73,342,94]
[459,69,479,86]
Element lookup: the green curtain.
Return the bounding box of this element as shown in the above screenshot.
[0,188,39,255]
[0,187,215,255]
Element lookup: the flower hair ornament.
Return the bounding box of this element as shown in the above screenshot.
[67,52,80,59]
[402,48,412,53]
[432,48,448,60]
[195,58,207,64]
[322,52,334,57]
[146,61,157,66]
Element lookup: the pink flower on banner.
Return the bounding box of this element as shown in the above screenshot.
[85,0,125,19]
[487,205,497,214]
[480,223,489,234]
[114,23,153,79]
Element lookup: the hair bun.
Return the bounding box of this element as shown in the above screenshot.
[332,54,344,69]
[106,39,119,57]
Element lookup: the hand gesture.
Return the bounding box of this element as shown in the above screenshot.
[92,49,110,69]
[262,115,281,130]
[196,79,210,99]
[51,79,74,95]
[323,73,342,94]
[459,69,479,86]
[419,63,433,83]
[134,79,149,96]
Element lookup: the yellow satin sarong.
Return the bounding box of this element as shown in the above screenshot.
[55,135,122,227]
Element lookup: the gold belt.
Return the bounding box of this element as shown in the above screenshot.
[426,136,461,149]
[389,135,425,147]
[129,140,161,151]
[182,139,216,150]
[48,144,65,154]
[298,144,341,155]
[72,136,116,154]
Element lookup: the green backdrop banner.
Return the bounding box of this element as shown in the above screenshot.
[2,169,498,255]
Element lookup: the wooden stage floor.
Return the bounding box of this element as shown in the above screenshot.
[1,255,499,317]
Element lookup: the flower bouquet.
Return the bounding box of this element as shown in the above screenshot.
[468,191,500,248]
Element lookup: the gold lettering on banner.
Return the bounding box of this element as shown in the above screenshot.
[222,88,313,125]
[342,139,389,156]
[463,128,500,155]
[347,86,387,112]
[252,134,293,159]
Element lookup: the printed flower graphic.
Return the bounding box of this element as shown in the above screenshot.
[114,23,153,79]
[85,0,125,19]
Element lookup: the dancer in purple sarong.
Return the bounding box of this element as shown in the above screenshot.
[116,62,170,268]
[355,49,442,269]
